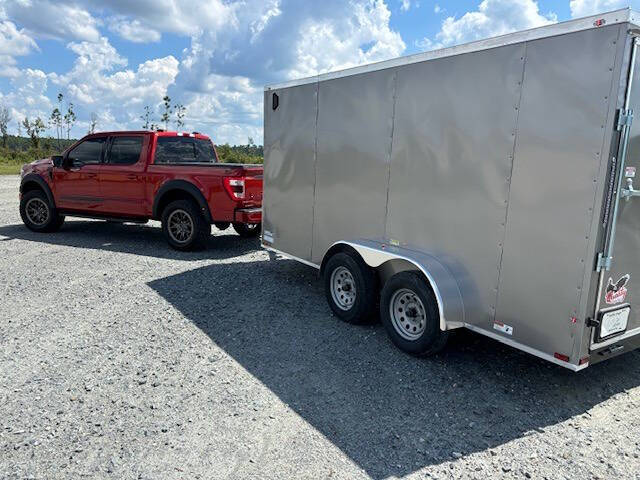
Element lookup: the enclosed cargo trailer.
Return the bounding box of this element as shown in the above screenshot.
[262,9,640,371]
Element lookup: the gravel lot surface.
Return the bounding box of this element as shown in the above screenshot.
[1,174,640,479]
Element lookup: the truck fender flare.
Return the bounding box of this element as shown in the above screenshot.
[20,173,56,207]
[152,180,213,223]
[322,240,465,331]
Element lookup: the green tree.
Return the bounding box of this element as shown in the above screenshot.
[0,105,10,148]
[161,95,172,130]
[50,108,62,147]
[63,103,76,140]
[22,116,46,148]
[174,103,186,129]
[140,105,153,130]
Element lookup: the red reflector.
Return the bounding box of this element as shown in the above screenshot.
[554,352,570,362]
[579,356,589,365]
[594,18,606,27]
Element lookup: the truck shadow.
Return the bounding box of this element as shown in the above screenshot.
[0,221,259,261]
[147,258,640,479]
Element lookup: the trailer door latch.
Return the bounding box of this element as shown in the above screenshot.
[617,109,634,131]
[596,252,612,272]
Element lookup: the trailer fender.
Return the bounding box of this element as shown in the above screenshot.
[322,240,465,331]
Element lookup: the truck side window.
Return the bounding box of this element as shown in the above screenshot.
[108,136,143,165]
[68,137,106,166]
[154,137,197,164]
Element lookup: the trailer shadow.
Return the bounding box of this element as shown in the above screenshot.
[147,258,640,479]
[0,221,259,261]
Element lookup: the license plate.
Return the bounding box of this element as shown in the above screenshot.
[599,307,630,339]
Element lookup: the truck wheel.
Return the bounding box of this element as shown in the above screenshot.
[20,190,65,233]
[323,252,377,324]
[233,222,261,238]
[161,199,210,251]
[380,272,448,356]
[214,222,230,231]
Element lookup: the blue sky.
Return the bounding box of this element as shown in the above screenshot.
[0,0,634,144]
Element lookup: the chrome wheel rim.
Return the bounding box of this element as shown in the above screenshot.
[167,209,194,244]
[389,288,426,340]
[25,198,50,226]
[330,266,357,311]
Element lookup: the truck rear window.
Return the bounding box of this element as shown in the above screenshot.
[154,136,218,164]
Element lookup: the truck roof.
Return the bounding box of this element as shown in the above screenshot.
[85,131,212,141]
[266,8,640,91]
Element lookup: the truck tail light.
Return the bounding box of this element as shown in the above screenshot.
[224,177,245,200]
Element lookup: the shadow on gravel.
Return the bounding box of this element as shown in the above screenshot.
[0,221,259,260]
[148,258,640,480]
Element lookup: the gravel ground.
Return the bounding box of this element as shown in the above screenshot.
[1,174,639,480]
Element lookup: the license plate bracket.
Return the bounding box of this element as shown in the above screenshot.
[597,305,631,342]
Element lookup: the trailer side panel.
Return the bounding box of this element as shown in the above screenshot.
[311,70,397,264]
[385,43,526,328]
[495,26,620,359]
[263,83,318,260]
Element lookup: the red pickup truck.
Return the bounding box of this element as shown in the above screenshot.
[19,131,263,250]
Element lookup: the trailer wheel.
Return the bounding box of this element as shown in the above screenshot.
[380,272,448,356]
[323,252,377,324]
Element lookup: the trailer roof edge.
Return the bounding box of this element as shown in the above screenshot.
[265,8,639,91]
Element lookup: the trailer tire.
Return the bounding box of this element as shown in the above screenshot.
[214,222,230,231]
[20,190,65,233]
[323,252,377,324]
[161,199,210,251]
[380,271,448,356]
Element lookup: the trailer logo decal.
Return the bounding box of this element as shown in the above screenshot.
[605,274,630,305]
[493,321,513,336]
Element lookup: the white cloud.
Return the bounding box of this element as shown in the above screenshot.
[1,0,101,42]
[570,0,640,18]
[0,0,406,144]
[434,4,442,13]
[401,0,411,11]
[109,18,161,43]
[0,20,38,77]
[418,0,556,50]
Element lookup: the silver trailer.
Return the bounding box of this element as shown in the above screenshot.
[262,9,640,371]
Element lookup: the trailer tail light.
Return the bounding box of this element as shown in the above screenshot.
[554,352,570,362]
[224,177,245,200]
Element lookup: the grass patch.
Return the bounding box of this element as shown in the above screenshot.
[0,163,22,175]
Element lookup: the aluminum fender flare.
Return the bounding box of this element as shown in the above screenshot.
[152,180,213,223]
[330,240,465,331]
[20,173,56,207]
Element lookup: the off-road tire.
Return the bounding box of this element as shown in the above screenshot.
[380,271,448,356]
[20,190,65,233]
[161,199,210,251]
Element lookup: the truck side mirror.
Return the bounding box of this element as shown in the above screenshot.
[62,155,73,170]
[51,155,63,168]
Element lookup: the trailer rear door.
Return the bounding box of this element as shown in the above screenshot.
[594,39,640,348]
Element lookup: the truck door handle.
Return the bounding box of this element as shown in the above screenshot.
[87,173,97,179]
[127,174,138,180]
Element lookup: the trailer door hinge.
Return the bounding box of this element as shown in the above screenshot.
[596,252,612,272]
[617,109,634,131]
